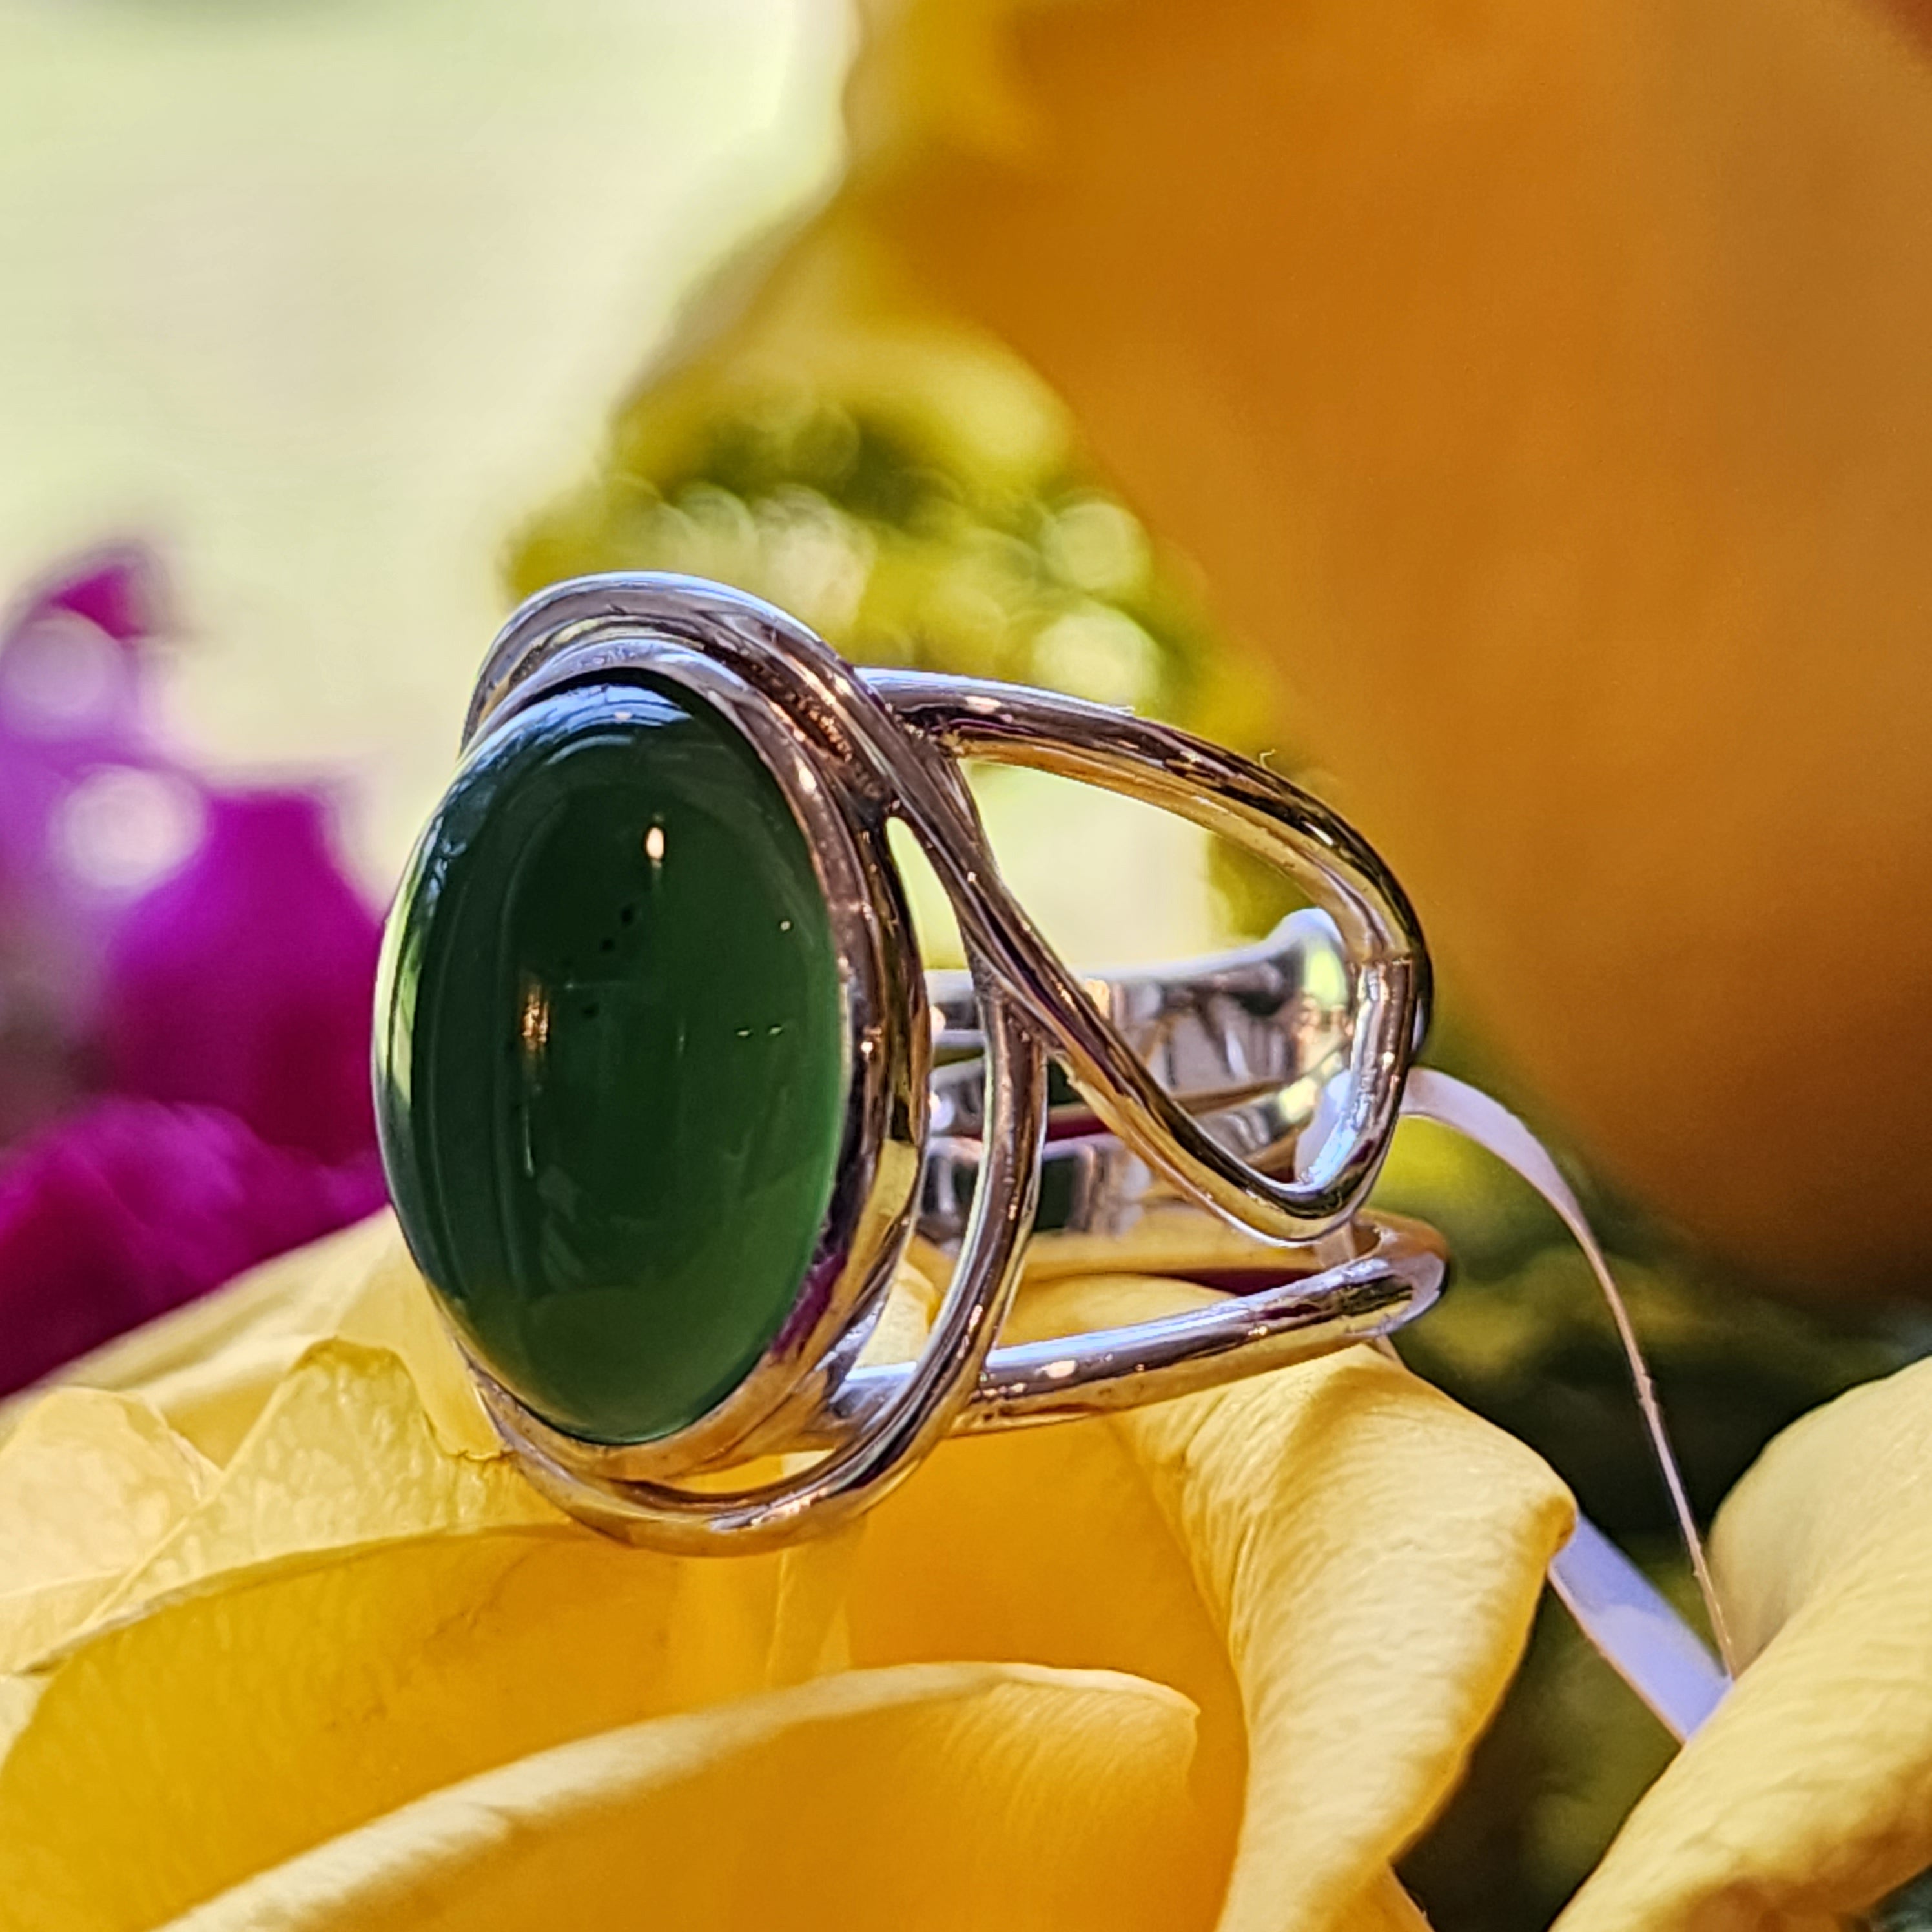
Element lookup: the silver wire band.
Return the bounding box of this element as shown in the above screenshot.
[928,907,1355,1138]
[822,1213,1443,1441]
[449,573,1434,1552]
[923,910,1357,1243]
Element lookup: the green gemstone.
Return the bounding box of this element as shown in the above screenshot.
[375,676,848,1444]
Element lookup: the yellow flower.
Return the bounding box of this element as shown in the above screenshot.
[647,0,1932,1299]
[1558,1356,1932,1929]
[0,1217,1570,1930]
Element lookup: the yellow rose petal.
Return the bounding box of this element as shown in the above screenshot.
[0,1677,45,1763]
[1559,1357,1932,1929]
[1050,1278,1572,1932]
[76,1340,560,1632]
[0,1337,812,1927]
[178,1213,495,1464]
[158,1662,1197,1932]
[1716,1357,1932,1669]
[861,1464,1242,1922]
[855,1271,1573,1931]
[0,1388,212,1598]
[0,1389,212,1671]
[0,1215,413,1464]
[850,1353,1247,1923]
[0,1534,785,1928]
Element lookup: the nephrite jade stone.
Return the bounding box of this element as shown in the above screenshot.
[375,677,848,1444]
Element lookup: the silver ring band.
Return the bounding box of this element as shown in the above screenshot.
[923,909,1358,1243]
[381,572,1437,1552]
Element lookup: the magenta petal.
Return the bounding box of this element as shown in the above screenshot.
[0,1097,386,1395]
[0,548,163,785]
[0,547,178,1145]
[99,791,384,1165]
[35,546,167,646]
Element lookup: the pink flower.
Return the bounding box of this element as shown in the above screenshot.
[99,790,383,1166]
[0,548,389,1391]
[0,1098,385,1395]
[0,548,176,1141]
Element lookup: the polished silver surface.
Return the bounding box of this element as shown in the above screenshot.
[872,672,1428,1246]
[820,1212,1445,1439]
[924,910,1359,1242]
[929,907,1355,1136]
[431,571,1435,1553]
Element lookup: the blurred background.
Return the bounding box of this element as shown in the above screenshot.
[3,1,1927,1925]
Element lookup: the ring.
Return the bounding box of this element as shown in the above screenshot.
[374,572,1438,1553]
